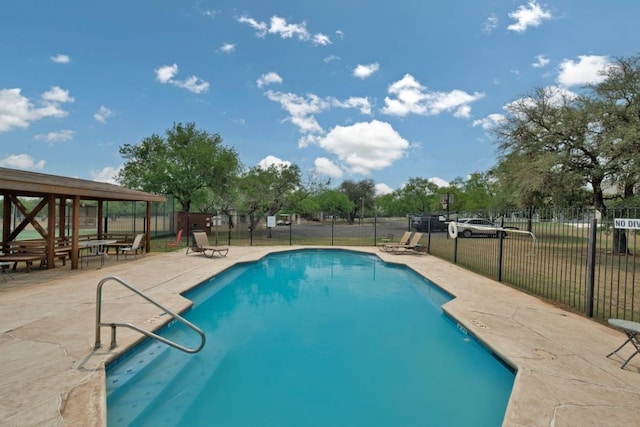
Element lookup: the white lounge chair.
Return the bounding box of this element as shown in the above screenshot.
[390,232,425,255]
[380,231,413,252]
[187,231,229,258]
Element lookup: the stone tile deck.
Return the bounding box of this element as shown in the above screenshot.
[1,247,639,426]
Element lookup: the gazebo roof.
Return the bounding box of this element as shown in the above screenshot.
[0,167,165,202]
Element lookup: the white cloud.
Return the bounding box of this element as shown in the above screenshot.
[41,86,74,103]
[353,63,379,79]
[177,76,210,94]
[257,72,283,88]
[332,96,372,115]
[237,16,268,36]
[312,33,332,46]
[0,87,73,133]
[34,129,75,144]
[532,54,550,68]
[556,55,610,87]
[429,177,449,187]
[218,43,236,54]
[94,105,113,123]
[472,113,506,130]
[201,9,219,18]
[317,120,409,175]
[265,91,330,135]
[482,14,498,33]
[382,74,484,118]
[91,166,122,184]
[0,154,45,170]
[50,54,70,64]
[314,157,343,178]
[375,183,393,195]
[155,64,209,94]
[238,15,331,45]
[258,155,291,170]
[155,64,178,83]
[324,55,340,63]
[266,90,375,144]
[268,16,308,40]
[507,1,553,33]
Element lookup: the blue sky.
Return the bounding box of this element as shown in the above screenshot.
[1,1,639,194]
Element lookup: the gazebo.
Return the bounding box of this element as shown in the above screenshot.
[0,167,166,270]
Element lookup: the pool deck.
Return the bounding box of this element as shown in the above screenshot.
[1,246,639,426]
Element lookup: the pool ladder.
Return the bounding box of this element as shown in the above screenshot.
[94,275,206,354]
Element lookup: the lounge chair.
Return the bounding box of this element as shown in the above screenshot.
[380,231,413,252]
[390,232,425,255]
[187,231,229,258]
[115,233,144,259]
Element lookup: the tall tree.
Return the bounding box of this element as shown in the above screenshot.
[118,122,241,212]
[493,87,609,212]
[588,54,640,200]
[238,163,303,230]
[338,179,376,224]
[397,177,440,213]
[315,190,354,219]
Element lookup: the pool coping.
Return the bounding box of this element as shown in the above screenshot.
[1,246,640,426]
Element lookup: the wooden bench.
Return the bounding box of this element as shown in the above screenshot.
[53,239,72,266]
[0,240,47,272]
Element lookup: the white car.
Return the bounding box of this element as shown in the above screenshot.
[455,218,506,238]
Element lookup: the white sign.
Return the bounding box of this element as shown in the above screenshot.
[614,218,640,229]
[266,216,276,228]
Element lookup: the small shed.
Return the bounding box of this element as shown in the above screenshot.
[0,167,165,270]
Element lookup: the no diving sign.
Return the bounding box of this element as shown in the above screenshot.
[614,218,640,229]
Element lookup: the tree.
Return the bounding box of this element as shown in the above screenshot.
[588,54,640,201]
[338,179,376,224]
[118,122,241,212]
[238,163,303,230]
[493,87,609,212]
[492,55,640,253]
[397,177,440,213]
[315,190,354,219]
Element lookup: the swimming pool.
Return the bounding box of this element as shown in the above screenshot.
[106,249,514,426]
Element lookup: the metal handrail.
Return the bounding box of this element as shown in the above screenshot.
[94,275,205,354]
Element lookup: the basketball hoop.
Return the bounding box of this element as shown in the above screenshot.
[440,193,454,209]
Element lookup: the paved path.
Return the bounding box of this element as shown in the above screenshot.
[1,247,639,426]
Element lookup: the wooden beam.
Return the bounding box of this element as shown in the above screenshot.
[70,196,81,270]
[8,196,48,240]
[46,194,56,269]
[146,202,152,253]
[2,195,10,243]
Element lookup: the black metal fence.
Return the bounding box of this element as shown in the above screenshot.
[175,208,639,324]
[425,208,640,323]
[11,199,635,323]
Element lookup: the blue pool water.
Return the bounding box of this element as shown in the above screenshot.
[107,249,514,426]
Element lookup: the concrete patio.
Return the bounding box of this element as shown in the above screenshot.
[1,247,639,426]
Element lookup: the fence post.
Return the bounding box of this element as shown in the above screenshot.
[427,218,432,254]
[373,215,377,246]
[497,217,504,282]
[586,217,598,318]
[331,216,335,246]
[453,237,458,264]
